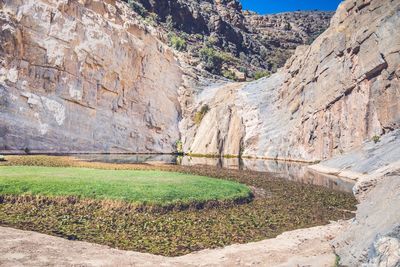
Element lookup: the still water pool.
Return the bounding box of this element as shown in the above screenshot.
[75,154,355,193]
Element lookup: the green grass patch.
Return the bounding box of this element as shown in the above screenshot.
[0,166,251,205]
[0,156,357,256]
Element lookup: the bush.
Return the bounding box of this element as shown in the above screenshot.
[219,52,239,64]
[251,58,261,67]
[175,140,183,154]
[194,105,210,125]
[199,46,239,75]
[169,34,187,51]
[260,46,268,59]
[205,36,219,46]
[222,70,236,80]
[193,34,204,40]
[165,15,174,30]
[143,13,158,26]
[127,0,147,17]
[239,66,248,74]
[372,135,380,143]
[199,47,223,74]
[253,70,271,80]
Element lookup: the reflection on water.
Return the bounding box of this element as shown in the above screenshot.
[77,154,178,165]
[76,154,354,193]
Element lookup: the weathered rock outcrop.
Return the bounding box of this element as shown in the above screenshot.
[0,0,182,153]
[182,0,400,161]
[244,10,333,69]
[311,130,400,266]
[130,0,333,76]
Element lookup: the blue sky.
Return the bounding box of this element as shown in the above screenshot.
[240,0,343,14]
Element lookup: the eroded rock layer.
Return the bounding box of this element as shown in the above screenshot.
[183,0,400,161]
[0,0,182,153]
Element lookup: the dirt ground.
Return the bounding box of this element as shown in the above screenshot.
[0,221,347,267]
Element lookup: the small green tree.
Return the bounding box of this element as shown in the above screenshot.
[143,13,158,26]
[175,140,183,154]
[169,34,187,51]
[253,70,271,80]
[205,36,219,46]
[165,15,174,30]
[372,135,380,143]
[199,47,223,74]
[222,69,236,80]
[127,0,147,17]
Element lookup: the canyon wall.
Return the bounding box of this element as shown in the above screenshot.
[132,0,333,75]
[0,0,399,161]
[182,0,400,161]
[0,0,182,153]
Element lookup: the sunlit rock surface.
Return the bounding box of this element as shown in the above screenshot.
[0,0,182,153]
[1,0,398,159]
[182,0,400,161]
[312,130,400,266]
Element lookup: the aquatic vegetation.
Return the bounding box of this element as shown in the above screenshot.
[0,156,357,256]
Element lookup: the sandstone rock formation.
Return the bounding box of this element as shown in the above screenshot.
[0,0,182,153]
[182,0,400,161]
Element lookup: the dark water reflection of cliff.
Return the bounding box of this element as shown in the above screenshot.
[76,154,355,193]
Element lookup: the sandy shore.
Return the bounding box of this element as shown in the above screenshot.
[0,221,346,267]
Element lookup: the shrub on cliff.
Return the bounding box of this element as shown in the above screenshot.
[253,70,271,80]
[143,13,158,26]
[194,105,210,125]
[199,47,223,74]
[175,140,183,154]
[127,0,146,17]
[169,34,187,52]
[199,45,240,75]
[222,69,236,80]
[165,15,174,30]
[372,135,381,143]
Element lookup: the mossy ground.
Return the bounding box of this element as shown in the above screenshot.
[0,156,357,256]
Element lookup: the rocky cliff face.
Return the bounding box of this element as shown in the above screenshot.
[0,0,182,153]
[244,11,333,69]
[127,0,333,79]
[311,130,400,266]
[183,0,400,161]
[0,0,399,160]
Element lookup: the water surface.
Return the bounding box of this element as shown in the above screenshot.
[76,154,355,193]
